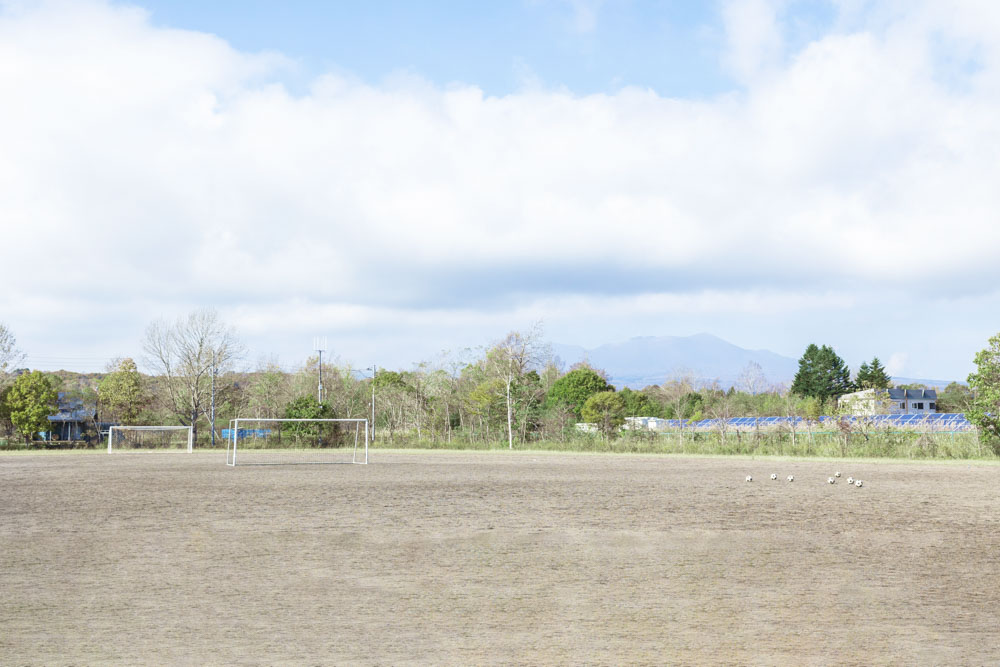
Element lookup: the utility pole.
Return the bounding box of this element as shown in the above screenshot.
[210,350,216,448]
[371,364,376,443]
[313,337,327,404]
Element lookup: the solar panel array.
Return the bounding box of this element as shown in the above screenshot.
[647,413,974,432]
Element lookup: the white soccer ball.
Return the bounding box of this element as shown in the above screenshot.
[847,477,854,485]
[770,473,777,480]
[828,477,836,484]
[746,475,753,482]
[835,472,841,477]
[855,480,863,488]
[787,475,794,482]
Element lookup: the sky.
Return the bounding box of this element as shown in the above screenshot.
[1,0,998,381]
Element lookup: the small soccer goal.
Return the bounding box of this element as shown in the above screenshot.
[225,418,369,466]
[107,425,194,453]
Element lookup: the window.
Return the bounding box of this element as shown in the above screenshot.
[899,402,905,408]
[915,402,924,410]
[929,402,936,410]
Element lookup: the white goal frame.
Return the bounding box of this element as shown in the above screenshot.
[226,418,369,466]
[108,425,194,453]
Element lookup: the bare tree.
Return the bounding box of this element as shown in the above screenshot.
[486,323,549,449]
[142,309,244,444]
[246,356,290,419]
[736,361,771,448]
[737,361,770,396]
[0,322,26,389]
[437,348,476,444]
[659,369,699,449]
[424,348,480,444]
[772,383,799,454]
[708,391,734,450]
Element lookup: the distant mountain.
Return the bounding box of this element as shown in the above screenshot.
[889,377,961,390]
[551,333,800,390]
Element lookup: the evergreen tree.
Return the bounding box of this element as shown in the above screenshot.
[855,361,871,387]
[790,344,853,403]
[869,357,892,388]
[855,356,891,390]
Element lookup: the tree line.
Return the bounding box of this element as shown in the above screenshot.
[0,314,992,446]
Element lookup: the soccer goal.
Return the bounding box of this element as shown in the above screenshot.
[108,425,194,453]
[225,418,369,466]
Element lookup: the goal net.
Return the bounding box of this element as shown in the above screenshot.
[226,418,369,466]
[108,426,194,453]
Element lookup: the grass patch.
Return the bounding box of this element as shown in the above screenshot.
[371,429,997,461]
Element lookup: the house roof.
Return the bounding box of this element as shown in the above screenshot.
[886,388,937,400]
[839,388,938,402]
[47,393,97,423]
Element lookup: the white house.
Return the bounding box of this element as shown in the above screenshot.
[838,388,937,415]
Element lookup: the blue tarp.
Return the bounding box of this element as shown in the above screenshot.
[221,428,273,440]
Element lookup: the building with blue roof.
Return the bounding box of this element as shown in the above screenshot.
[45,393,97,441]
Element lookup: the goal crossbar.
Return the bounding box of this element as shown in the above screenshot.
[227,418,369,466]
[108,425,194,453]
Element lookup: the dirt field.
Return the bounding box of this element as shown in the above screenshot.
[2,450,999,665]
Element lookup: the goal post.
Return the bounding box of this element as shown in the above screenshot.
[226,418,369,466]
[108,425,194,453]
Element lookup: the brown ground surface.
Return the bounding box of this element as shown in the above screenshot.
[2,450,999,665]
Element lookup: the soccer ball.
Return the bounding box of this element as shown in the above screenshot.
[828,477,836,484]
[787,475,794,482]
[770,473,777,480]
[746,475,753,482]
[855,480,863,488]
[847,477,854,485]
[835,472,841,477]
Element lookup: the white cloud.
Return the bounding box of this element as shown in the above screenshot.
[721,0,785,82]
[885,352,908,376]
[2,0,999,376]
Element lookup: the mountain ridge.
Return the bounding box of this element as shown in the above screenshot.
[550,334,957,390]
